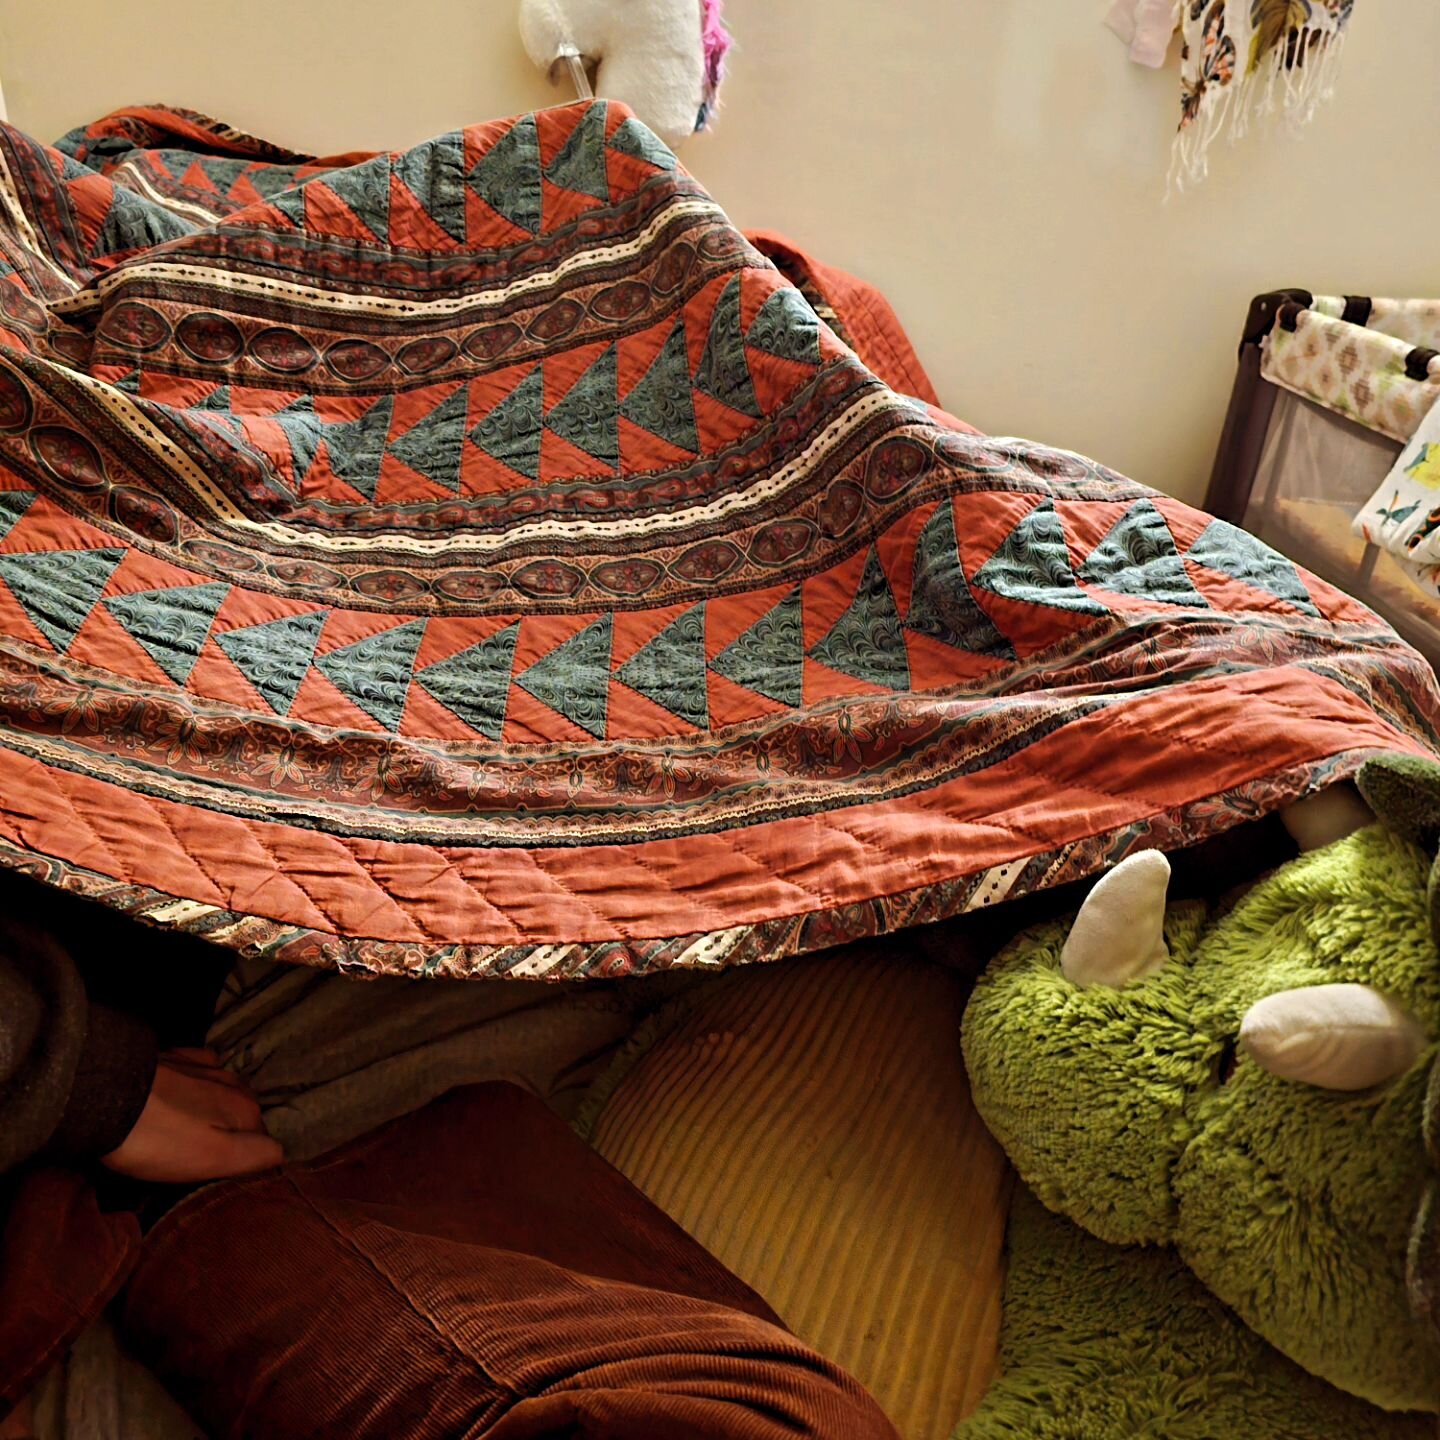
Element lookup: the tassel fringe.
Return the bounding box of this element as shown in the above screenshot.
[1169,27,1347,192]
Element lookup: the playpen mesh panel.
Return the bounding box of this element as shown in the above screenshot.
[1242,390,1440,666]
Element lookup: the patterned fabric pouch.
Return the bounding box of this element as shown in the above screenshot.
[1354,392,1440,597]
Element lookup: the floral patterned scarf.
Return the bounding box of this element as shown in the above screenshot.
[1175,0,1353,185]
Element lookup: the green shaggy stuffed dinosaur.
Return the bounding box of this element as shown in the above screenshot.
[959,753,1440,1439]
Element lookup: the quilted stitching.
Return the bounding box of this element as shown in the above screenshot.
[0,102,1421,980]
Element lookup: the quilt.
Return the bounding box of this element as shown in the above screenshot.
[0,100,1430,981]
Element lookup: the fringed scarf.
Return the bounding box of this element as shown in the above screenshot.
[1174,0,1353,185]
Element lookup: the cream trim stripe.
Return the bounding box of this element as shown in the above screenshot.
[58,197,727,322]
[46,362,900,558]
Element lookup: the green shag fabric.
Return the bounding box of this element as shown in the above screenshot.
[957,1190,1433,1440]
[962,771,1440,1423]
[1359,751,1440,947]
[1358,753,1440,853]
[1410,1052,1440,1353]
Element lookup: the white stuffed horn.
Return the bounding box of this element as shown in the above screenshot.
[1239,984,1427,1090]
[1061,850,1171,989]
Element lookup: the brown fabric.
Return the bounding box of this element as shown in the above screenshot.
[0,1170,140,1413]
[206,953,698,1163]
[0,893,160,1174]
[0,922,93,1176]
[0,870,238,1410]
[0,914,155,1415]
[121,1082,900,1440]
[46,1005,156,1165]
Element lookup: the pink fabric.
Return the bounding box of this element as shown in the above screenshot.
[1104,0,1179,68]
[699,0,732,129]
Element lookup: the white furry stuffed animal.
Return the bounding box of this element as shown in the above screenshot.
[518,0,730,147]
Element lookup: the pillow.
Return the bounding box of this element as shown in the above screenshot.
[581,943,1012,1439]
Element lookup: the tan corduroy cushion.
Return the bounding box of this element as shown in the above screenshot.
[587,945,1012,1440]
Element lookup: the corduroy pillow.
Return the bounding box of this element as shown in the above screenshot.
[580,944,1013,1440]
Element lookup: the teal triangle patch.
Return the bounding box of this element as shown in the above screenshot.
[323,154,390,243]
[225,162,263,200]
[105,582,229,685]
[387,385,468,494]
[194,384,232,413]
[470,367,543,480]
[0,491,35,543]
[468,114,542,236]
[95,186,192,254]
[315,618,427,732]
[188,386,241,441]
[545,345,618,470]
[608,116,677,172]
[694,276,760,418]
[972,500,1109,618]
[1078,500,1208,609]
[0,547,125,654]
[325,395,395,502]
[196,158,249,195]
[809,547,910,691]
[616,604,708,729]
[395,131,467,243]
[544,102,610,203]
[112,368,141,396]
[906,502,1014,658]
[270,184,307,228]
[516,615,613,739]
[272,396,324,482]
[415,622,519,741]
[710,588,803,707]
[58,155,97,184]
[216,610,327,716]
[249,165,305,201]
[745,287,822,367]
[619,320,697,453]
[1186,519,1319,617]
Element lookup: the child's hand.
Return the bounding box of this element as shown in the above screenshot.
[102,1048,282,1182]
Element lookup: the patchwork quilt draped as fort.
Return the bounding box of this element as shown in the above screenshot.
[0,101,1431,979]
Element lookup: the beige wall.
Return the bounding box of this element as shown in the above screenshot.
[1,0,1437,503]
